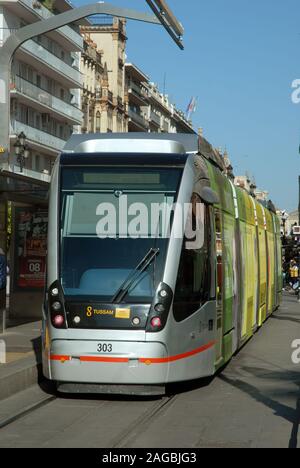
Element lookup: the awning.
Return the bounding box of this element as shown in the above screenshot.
[0,171,49,206]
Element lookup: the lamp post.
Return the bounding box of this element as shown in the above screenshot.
[13,132,30,173]
[250,183,257,198]
[281,210,289,242]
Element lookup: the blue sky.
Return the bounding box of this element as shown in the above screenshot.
[73,0,300,212]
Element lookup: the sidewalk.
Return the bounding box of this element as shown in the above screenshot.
[0,321,42,401]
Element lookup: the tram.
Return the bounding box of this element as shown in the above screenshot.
[42,133,282,395]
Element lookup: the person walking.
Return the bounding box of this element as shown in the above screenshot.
[0,248,7,333]
[289,259,299,292]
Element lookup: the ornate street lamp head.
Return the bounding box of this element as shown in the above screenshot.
[14,139,22,155]
[18,131,26,146]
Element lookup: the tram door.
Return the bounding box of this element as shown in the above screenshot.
[215,209,223,364]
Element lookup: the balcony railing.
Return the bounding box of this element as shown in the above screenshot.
[11,120,66,153]
[128,81,148,99]
[150,111,161,127]
[19,0,83,49]
[163,121,169,132]
[20,40,82,86]
[11,76,83,124]
[8,164,51,183]
[128,109,148,129]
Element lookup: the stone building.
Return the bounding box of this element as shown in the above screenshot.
[80,17,127,133]
[0,0,83,320]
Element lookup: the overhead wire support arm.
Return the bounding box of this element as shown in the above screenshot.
[0,2,185,166]
[145,0,184,50]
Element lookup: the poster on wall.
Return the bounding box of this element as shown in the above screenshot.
[16,209,48,289]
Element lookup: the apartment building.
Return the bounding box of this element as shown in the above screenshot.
[125,63,149,132]
[0,0,83,182]
[125,64,194,134]
[79,17,194,136]
[0,0,83,319]
[80,17,127,133]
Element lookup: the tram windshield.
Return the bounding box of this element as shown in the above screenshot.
[60,166,182,303]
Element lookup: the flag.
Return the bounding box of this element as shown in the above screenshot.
[186,97,197,119]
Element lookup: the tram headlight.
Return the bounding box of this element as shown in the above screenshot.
[132,317,141,326]
[52,301,62,312]
[154,303,165,313]
[51,288,59,297]
[146,282,173,333]
[48,281,67,329]
[159,289,168,298]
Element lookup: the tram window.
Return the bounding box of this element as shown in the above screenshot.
[173,196,211,322]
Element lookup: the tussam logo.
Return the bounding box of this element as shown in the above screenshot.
[0,339,6,364]
[291,340,300,364]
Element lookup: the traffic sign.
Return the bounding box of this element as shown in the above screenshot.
[293,226,300,235]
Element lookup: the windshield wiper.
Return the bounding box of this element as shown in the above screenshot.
[111,248,160,304]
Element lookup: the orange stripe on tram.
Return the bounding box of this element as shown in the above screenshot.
[139,340,216,364]
[50,341,215,365]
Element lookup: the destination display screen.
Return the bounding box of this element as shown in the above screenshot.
[61,167,181,192]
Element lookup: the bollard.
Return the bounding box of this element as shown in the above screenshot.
[0,338,5,364]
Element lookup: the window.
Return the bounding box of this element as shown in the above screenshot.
[60,166,183,302]
[35,155,40,172]
[28,67,33,83]
[173,194,211,322]
[96,111,101,133]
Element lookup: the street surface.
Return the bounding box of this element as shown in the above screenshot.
[0,294,299,448]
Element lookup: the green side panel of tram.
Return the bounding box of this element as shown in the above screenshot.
[255,202,267,325]
[205,161,236,364]
[265,209,276,315]
[274,214,282,306]
[236,188,258,342]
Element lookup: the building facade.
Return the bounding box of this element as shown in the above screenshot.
[80,17,127,134]
[124,65,194,134]
[80,18,194,136]
[0,0,83,319]
[0,0,83,181]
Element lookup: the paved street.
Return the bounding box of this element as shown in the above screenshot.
[0,294,299,448]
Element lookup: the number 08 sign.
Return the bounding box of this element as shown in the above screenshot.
[16,209,48,289]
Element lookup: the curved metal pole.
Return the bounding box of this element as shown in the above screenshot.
[0,3,162,165]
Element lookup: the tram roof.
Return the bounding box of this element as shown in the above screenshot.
[63,133,225,171]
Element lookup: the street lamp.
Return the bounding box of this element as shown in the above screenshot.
[250,183,257,198]
[14,132,30,173]
[281,210,289,240]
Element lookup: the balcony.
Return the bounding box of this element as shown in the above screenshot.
[11,76,83,125]
[127,81,148,107]
[163,121,169,133]
[150,111,161,128]
[148,89,171,115]
[4,0,83,51]
[8,164,51,183]
[11,120,66,154]
[128,108,149,131]
[17,40,82,88]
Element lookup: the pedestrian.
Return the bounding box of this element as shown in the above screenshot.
[289,259,299,291]
[0,248,6,314]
